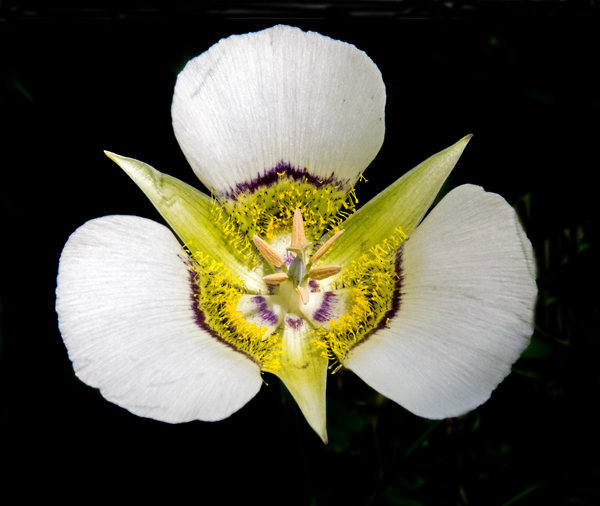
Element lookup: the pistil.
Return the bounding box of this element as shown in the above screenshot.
[288,254,306,287]
[256,209,347,304]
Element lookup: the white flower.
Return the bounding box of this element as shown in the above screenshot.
[56,26,537,443]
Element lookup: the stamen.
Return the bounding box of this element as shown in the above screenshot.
[296,286,309,305]
[308,265,342,280]
[253,235,284,267]
[291,207,306,248]
[263,273,289,285]
[311,229,345,264]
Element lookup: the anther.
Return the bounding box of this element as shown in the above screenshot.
[311,229,345,264]
[291,207,306,249]
[296,286,309,305]
[308,265,342,280]
[253,235,284,267]
[263,273,289,285]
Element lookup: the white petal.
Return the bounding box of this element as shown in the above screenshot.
[56,215,262,422]
[172,25,385,198]
[345,185,537,419]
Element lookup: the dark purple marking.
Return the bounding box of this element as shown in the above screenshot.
[252,296,278,326]
[285,314,304,330]
[308,280,320,293]
[313,292,337,323]
[350,242,406,351]
[220,161,351,200]
[186,266,257,363]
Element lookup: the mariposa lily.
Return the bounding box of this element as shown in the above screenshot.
[56,25,537,443]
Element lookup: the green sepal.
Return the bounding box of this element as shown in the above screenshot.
[323,135,473,266]
[269,320,329,444]
[105,152,263,289]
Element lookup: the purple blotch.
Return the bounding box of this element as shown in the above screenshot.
[220,161,351,200]
[308,280,320,293]
[285,314,304,330]
[252,296,278,326]
[313,292,337,323]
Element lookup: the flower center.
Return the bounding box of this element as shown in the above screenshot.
[253,208,344,308]
[188,180,407,372]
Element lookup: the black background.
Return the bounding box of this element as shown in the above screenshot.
[1,22,598,505]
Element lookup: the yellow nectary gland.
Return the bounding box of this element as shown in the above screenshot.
[191,253,284,371]
[313,227,408,364]
[209,176,357,262]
